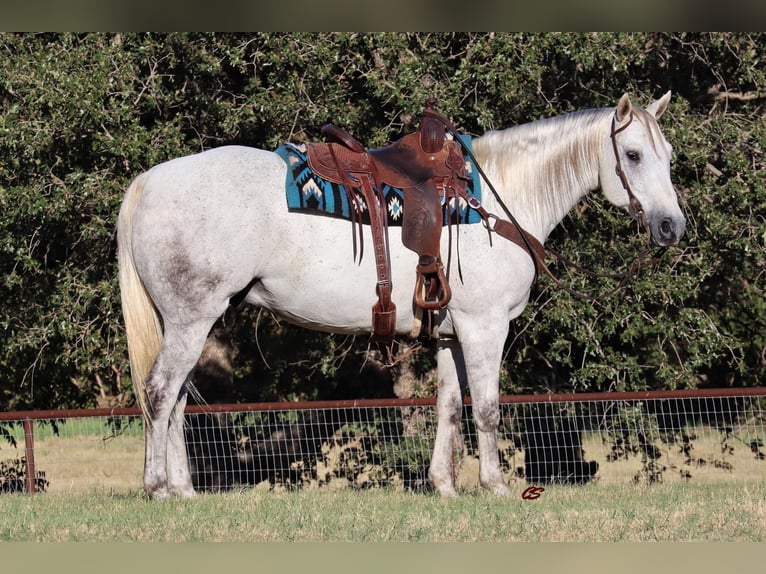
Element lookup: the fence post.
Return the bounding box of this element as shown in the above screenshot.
[23,418,36,494]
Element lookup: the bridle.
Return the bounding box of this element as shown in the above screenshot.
[610,111,646,227]
[542,110,664,301]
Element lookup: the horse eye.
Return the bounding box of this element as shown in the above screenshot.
[626,151,641,162]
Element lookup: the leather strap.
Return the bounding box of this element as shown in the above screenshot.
[353,169,397,339]
[455,189,546,280]
[610,112,645,223]
[320,144,398,339]
[424,107,548,279]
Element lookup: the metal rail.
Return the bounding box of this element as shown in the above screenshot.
[2,386,764,421]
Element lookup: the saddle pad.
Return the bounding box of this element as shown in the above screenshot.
[275,135,482,226]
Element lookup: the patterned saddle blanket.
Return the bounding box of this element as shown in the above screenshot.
[275,134,483,226]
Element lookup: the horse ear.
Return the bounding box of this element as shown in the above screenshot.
[616,93,632,124]
[646,91,672,120]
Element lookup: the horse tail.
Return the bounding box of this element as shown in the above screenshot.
[117,170,162,423]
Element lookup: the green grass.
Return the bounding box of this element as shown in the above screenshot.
[1,481,765,542]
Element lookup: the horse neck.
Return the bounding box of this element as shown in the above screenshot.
[472,109,611,242]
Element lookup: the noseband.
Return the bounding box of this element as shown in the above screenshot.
[610,111,645,225]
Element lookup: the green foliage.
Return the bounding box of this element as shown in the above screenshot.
[0,457,48,493]
[1,33,764,411]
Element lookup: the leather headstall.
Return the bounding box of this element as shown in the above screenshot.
[610,111,646,226]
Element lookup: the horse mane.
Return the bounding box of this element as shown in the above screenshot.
[471,108,612,233]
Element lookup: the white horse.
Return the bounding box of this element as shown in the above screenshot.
[117,92,685,499]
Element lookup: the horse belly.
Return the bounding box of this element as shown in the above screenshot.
[245,219,421,335]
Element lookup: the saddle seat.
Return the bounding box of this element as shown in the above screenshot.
[309,126,466,191]
[305,99,466,340]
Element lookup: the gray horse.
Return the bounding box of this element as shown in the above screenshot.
[117,93,685,499]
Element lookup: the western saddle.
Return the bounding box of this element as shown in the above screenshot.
[305,99,544,341]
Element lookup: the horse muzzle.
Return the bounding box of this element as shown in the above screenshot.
[648,213,686,246]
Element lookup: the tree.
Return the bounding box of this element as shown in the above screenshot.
[1,32,763,411]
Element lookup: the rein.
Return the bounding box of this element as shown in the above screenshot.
[423,106,659,304]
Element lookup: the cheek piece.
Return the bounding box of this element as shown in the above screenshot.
[610,112,646,225]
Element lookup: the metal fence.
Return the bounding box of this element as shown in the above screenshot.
[1,388,764,495]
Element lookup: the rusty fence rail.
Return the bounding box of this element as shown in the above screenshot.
[1,388,765,494]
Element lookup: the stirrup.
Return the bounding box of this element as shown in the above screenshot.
[413,259,451,310]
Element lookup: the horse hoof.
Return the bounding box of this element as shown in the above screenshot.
[175,487,198,499]
[482,481,511,496]
[147,488,171,501]
[437,486,458,498]
[429,470,458,497]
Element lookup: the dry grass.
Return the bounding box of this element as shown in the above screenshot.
[2,419,763,494]
[2,420,143,494]
[37,434,144,494]
[583,428,764,484]
[456,428,765,490]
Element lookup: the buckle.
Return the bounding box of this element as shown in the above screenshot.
[482,213,499,232]
[467,195,482,210]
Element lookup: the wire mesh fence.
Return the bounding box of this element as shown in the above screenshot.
[1,389,764,495]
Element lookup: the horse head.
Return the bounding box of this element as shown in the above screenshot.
[600,91,686,246]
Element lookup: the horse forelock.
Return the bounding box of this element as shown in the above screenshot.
[472,108,609,232]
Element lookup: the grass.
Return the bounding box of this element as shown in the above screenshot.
[579,428,766,484]
[3,419,762,495]
[1,419,143,494]
[1,481,765,542]
[2,417,764,542]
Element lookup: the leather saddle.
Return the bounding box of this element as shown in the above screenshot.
[306,99,467,340]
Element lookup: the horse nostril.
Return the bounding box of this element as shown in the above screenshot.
[660,218,673,237]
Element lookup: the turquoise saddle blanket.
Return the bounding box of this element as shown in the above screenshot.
[275,134,483,226]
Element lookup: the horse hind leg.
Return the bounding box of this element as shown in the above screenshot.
[142,318,216,499]
[166,385,195,498]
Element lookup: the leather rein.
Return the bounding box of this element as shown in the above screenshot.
[426,107,662,303]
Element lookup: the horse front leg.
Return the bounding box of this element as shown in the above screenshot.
[429,337,467,496]
[462,330,511,496]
